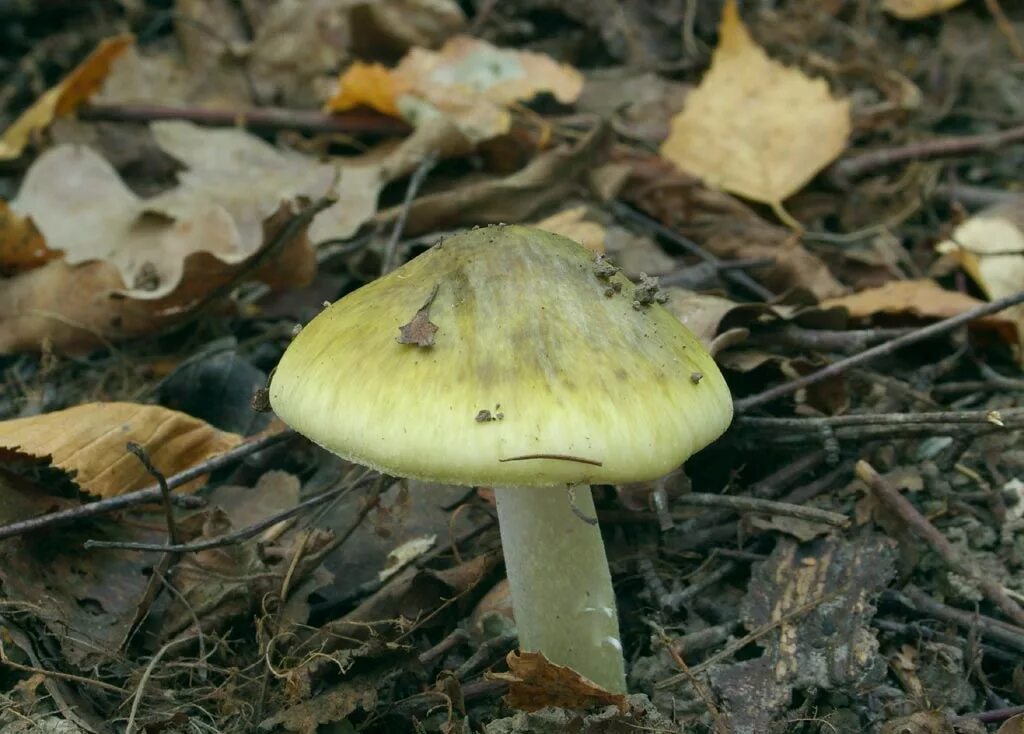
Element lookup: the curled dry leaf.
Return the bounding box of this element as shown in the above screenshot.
[883,0,967,20]
[937,200,1024,361]
[0,116,470,352]
[0,33,134,160]
[488,650,628,713]
[660,0,850,207]
[0,402,242,498]
[327,35,583,142]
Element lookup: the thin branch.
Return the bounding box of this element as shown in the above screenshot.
[831,124,1024,182]
[735,289,1024,413]
[884,586,1024,654]
[79,103,411,136]
[738,408,1022,431]
[747,325,914,354]
[859,461,1024,627]
[610,201,775,301]
[84,474,368,553]
[0,430,294,541]
[126,442,180,545]
[672,493,848,526]
[381,152,438,274]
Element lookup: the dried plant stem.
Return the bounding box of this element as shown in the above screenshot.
[85,474,366,553]
[80,103,410,136]
[832,124,1024,181]
[885,586,1024,654]
[671,493,847,526]
[735,289,1024,413]
[859,461,1024,627]
[0,429,294,541]
[610,201,775,300]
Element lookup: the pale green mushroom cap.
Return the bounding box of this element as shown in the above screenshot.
[270,225,733,487]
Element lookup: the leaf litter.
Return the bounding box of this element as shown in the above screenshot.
[1,1,1024,732]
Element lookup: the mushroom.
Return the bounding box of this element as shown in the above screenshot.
[269,225,733,692]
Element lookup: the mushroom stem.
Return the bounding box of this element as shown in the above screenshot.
[494,484,626,693]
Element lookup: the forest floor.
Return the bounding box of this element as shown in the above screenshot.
[1,1,1024,732]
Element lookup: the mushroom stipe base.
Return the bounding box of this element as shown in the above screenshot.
[494,483,627,693]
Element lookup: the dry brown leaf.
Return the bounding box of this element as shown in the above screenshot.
[1,117,470,352]
[937,200,1024,360]
[884,0,967,20]
[326,35,583,142]
[621,153,847,299]
[488,650,628,713]
[660,1,850,206]
[533,207,606,253]
[0,402,242,498]
[0,203,315,353]
[0,200,55,274]
[821,279,988,320]
[0,34,134,160]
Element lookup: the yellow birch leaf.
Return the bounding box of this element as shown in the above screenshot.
[0,34,134,161]
[883,0,967,20]
[0,402,242,498]
[660,0,850,206]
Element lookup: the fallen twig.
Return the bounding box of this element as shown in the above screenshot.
[610,201,775,301]
[126,442,180,545]
[748,325,914,354]
[859,461,1024,627]
[671,493,847,526]
[739,408,1022,431]
[0,429,294,542]
[381,152,439,274]
[831,124,1024,182]
[80,102,411,136]
[735,289,1024,413]
[84,472,369,553]
[884,586,1024,654]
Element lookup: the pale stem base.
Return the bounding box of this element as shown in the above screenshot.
[494,484,626,693]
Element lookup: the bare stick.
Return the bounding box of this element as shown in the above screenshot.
[79,103,410,136]
[381,152,438,274]
[126,442,179,545]
[738,408,1022,430]
[832,124,1024,182]
[672,493,847,526]
[735,289,1024,413]
[610,201,775,301]
[885,586,1024,654]
[84,474,367,553]
[0,430,294,542]
[859,461,1024,627]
